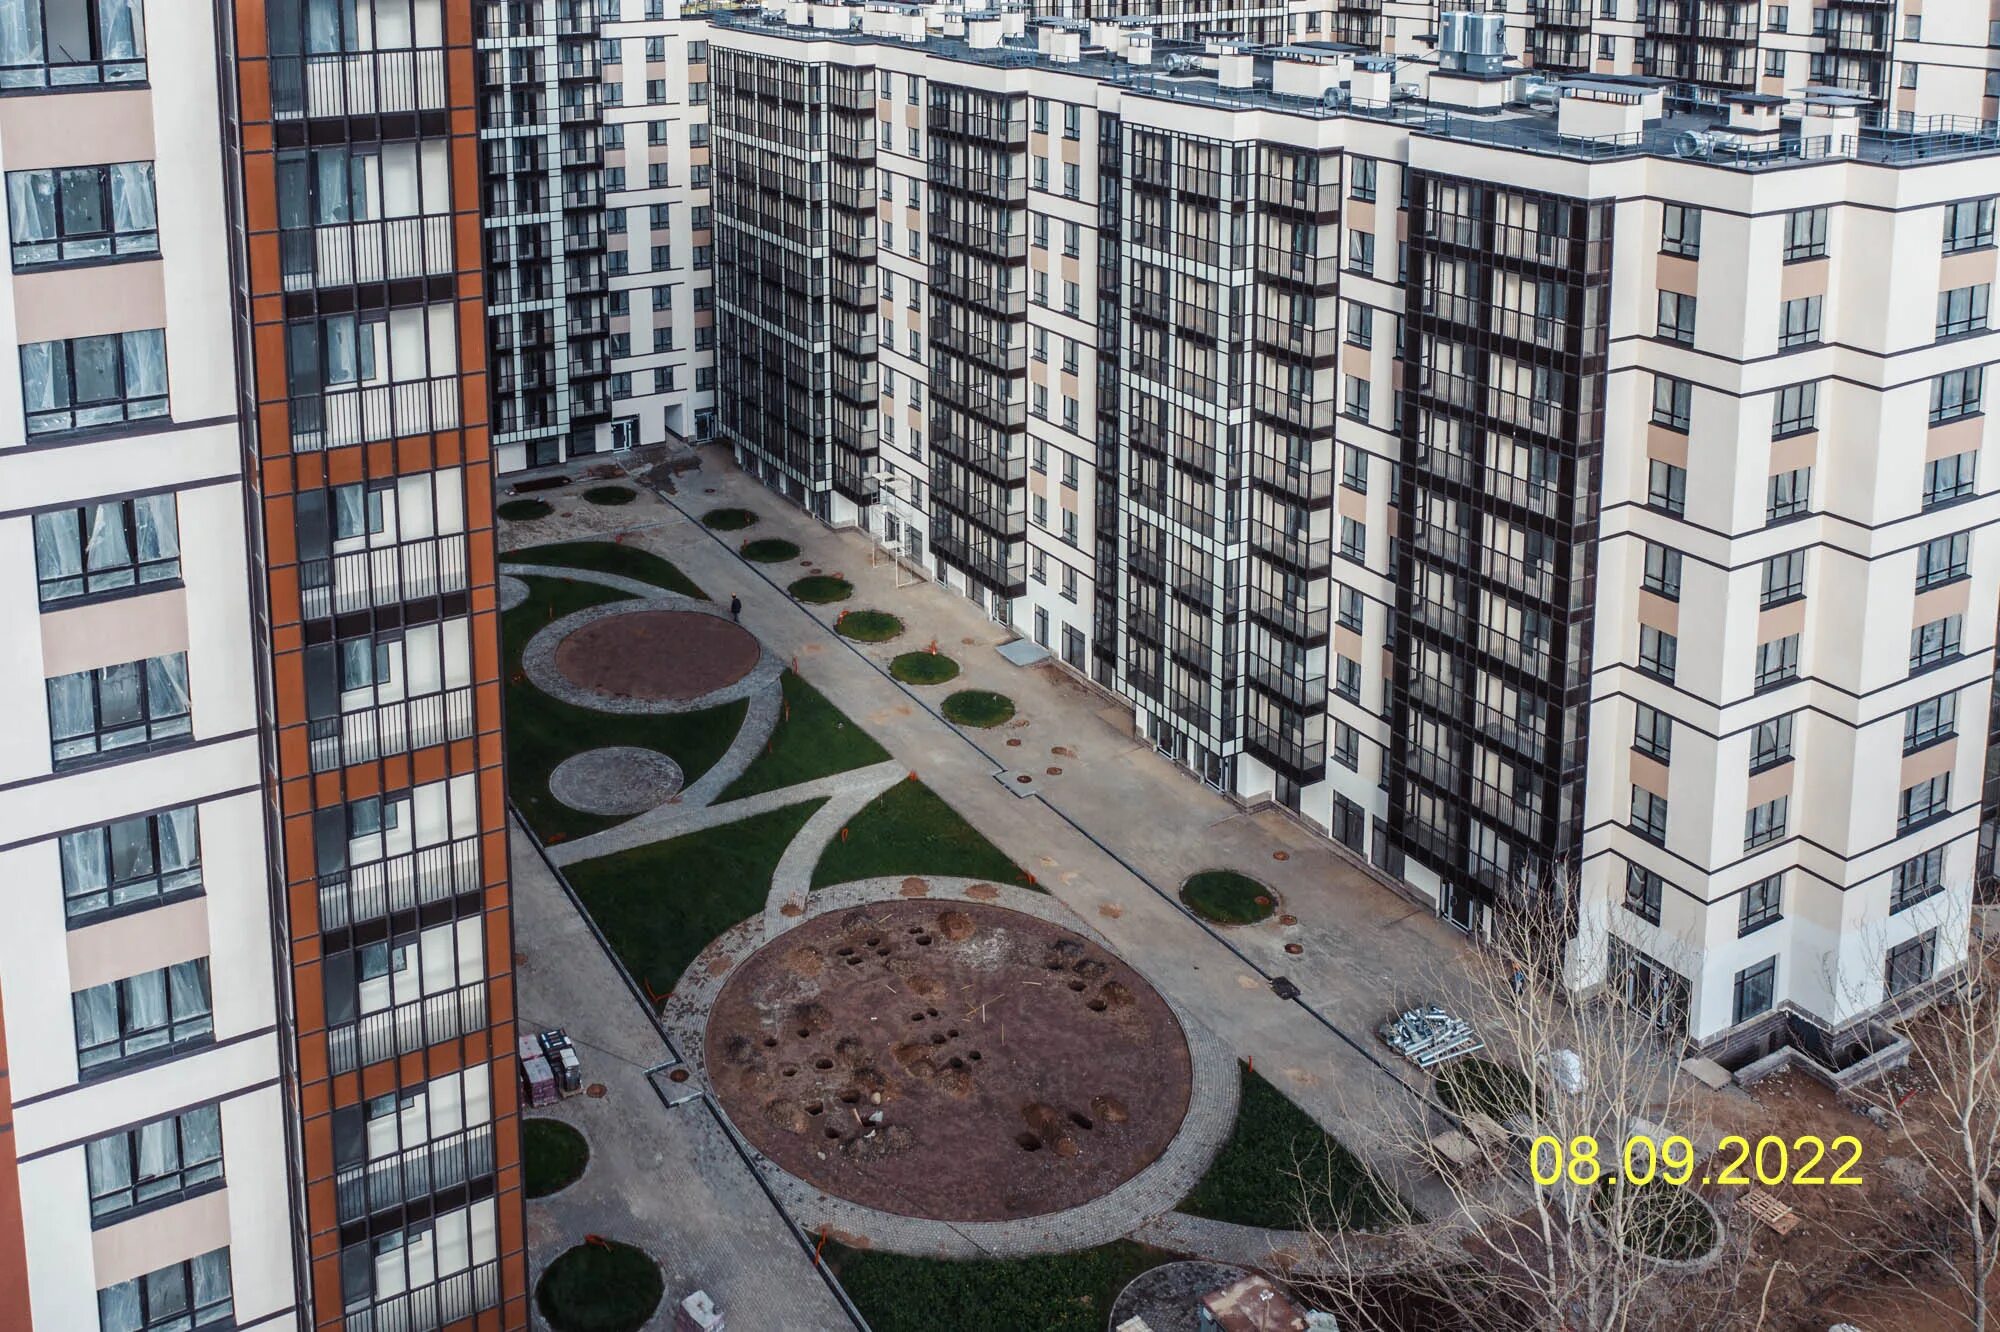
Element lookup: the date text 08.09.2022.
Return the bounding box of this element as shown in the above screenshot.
[1528,1134,1863,1188]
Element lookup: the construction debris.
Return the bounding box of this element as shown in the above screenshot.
[1380,1006,1485,1069]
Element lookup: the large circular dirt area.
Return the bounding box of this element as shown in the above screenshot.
[705,900,1194,1222]
[553,609,758,702]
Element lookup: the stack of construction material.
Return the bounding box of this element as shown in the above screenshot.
[1380,1006,1484,1069]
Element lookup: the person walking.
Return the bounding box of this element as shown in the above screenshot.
[729,594,742,623]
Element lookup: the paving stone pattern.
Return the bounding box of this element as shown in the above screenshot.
[548,747,684,816]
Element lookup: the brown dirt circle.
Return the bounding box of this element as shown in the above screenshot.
[553,609,758,702]
[704,899,1194,1223]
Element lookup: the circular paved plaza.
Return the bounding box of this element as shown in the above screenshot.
[704,899,1194,1223]
[554,608,758,703]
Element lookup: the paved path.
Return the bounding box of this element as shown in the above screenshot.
[763,762,907,933]
[511,819,854,1332]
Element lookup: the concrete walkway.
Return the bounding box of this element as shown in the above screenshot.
[763,762,907,932]
[503,461,1477,1222]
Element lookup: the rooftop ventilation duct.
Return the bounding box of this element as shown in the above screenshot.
[1438,11,1506,75]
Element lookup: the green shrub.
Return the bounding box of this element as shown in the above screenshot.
[1179,870,1276,924]
[891,651,961,686]
[836,609,904,642]
[789,575,853,604]
[523,1118,588,1198]
[498,498,553,521]
[741,537,801,563]
[942,689,1015,728]
[582,485,636,506]
[702,506,758,531]
[534,1240,663,1332]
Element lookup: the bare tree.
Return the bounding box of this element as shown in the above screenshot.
[1290,868,1749,1332]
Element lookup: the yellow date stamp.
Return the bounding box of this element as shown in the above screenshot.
[1528,1133,1863,1188]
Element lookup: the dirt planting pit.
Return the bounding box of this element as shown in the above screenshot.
[553,609,759,702]
[705,900,1192,1222]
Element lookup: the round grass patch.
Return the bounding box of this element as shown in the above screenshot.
[523,1117,589,1199]
[942,689,1015,728]
[891,651,961,686]
[498,498,553,521]
[582,485,635,506]
[837,610,904,642]
[1591,1181,1719,1263]
[702,506,759,531]
[1434,1055,1531,1125]
[789,575,853,604]
[741,537,801,563]
[535,1239,663,1332]
[1179,870,1277,925]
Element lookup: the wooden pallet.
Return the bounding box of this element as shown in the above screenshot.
[1740,1188,1800,1236]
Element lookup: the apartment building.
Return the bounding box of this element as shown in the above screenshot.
[703,6,2000,1068]
[0,0,527,1328]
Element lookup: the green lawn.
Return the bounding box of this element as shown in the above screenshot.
[582,485,636,506]
[810,778,1028,891]
[741,537,800,563]
[565,799,826,999]
[498,498,552,521]
[1434,1056,1532,1124]
[503,577,745,843]
[891,651,960,686]
[836,609,904,642]
[825,1240,1171,1332]
[1180,869,1277,925]
[702,506,759,531]
[720,671,889,802]
[942,689,1015,727]
[509,540,707,599]
[1180,1063,1400,1232]
[523,1118,589,1198]
[535,1240,662,1332]
[790,574,853,604]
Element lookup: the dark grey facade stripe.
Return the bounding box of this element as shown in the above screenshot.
[15,1074,283,1165]
[0,471,242,523]
[0,781,261,856]
[0,730,261,797]
[10,1026,280,1112]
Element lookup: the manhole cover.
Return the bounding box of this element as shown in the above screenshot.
[1006,738,1022,747]
[1046,767,1062,776]
[1015,774,1033,784]
[1279,914,1298,927]
[961,637,975,645]
[704,487,717,493]
[586,1083,609,1098]
[668,1068,690,1083]
[1273,851,1290,862]
[1284,943,1304,955]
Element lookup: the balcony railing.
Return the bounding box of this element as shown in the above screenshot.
[282,215,456,292]
[290,378,461,452]
[309,687,475,773]
[335,1124,494,1224]
[271,50,448,121]
[345,1261,501,1332]
[301,535,469,620]
[318,836,482,933]
[329,981,487,1075]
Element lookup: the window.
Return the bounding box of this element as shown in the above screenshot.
[48,653,191,766]
[1925,452,1977,508]
[1333,722,1359,770]
[60,805,201,924]
[1348,158,1377,202]
[1930,367,1985,424]
[1335,655,1362,702]
[1062,453,1079,489]
[1651,375,1691,431]
[1639,626,1678,682]
[1938,284,1991,339]
[1341,447,1368,493]
[1891,846,1945,912]
[1340,516,1366,563]
[1656,290,1696,344]
[97,1249,231,1332]
[1942,198,1994,253]
[1032,494,1048,528]
[1905,690,1958,752]
[1633,703,1672,761]
[1733,957,1777,1022]
[1063,103,1081,139]
[1886,931,1939,998]
[1061,565,1078,601]
[1754,634,1800,689]
[1648,460,1687,515]
[1912,615,1964,670]
[86,1103,223,1224]
[1348,230,1375,274]
[1346,303,1372,348]
[1778,295,1822,348]
[6,162,157,269]
[1767,467,1811,522]
[1901,62,1919,90]
[645,35,665,60]
[1740,874,1784,935]
[1642,543,1683,598]
[1900,773,1951,831]
[1760,549,1806,605]
[1344,375,1371,422]
[1916,532,1969,589]
[688,40,708,61]
[1033,98,1048,133]
[1764,49,1784,77]
[1599,35,1614,58]
[1782,207,1828,261]
[1063,163,1080,199]
[0,0,148,89]
[1661,204,1701,257]
[1337,585,1364,632]
[1903,13,1920,38]
[1032,213,1048,249]
[33,495,179,606]
[1771,381,1818,437]
[1745,796,1789,849]
[73,960,212,1074]
[1632,786,1670,843]
[1749,713,1794,770]
[21,328,168,436]
[1767,5,1788,30]
[1063,219,1080,258]
[1625,863,1663,924]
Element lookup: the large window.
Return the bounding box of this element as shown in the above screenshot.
[1642,542,1682,598]
[1943,197,1996,254]
[1770,381,1817,437]
[1778,295,1823,348]
[1938,284,1991,339]
[1930,366,1984,424]
[1912,615,1964,670]
[0,0,148,89]
[1767,467,1811,522]
[1760,549,1806,605]
[1651,374,1691,431]
[1639,626,1678,682]
[1891,846,1945,912]
[72,959,213,1074]
[1749,713,1794,770]
[1656,290,1696,345]
[20,329,168,436]
[1754,633,1799,689]
[1733,956,1777,1023]
[1739,874,1783,935]
[1624,862,1664,924]
[1782,207,1828,261]
[1916,532,1970,589]
[1660,203,1701,257]
[1633,703,1672,761]
[98,1249,231,1332]
[5,162,157,269]
[1631,787,1669,843]
[85,1103,223,1223]
[32,495,179,605]
[1899,774,1951,832]
[1885,930,1938,999]
[1905,691,1958,752]
[1925,452,1978,508]
[1744,796,1789,849]
[47,653,191,766]
[59,804,201,923]
[1647,460,1686,515]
